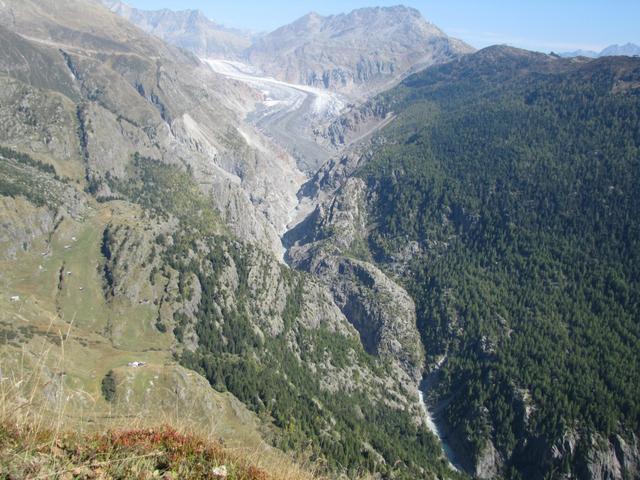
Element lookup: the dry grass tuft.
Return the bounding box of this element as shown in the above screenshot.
[0,337,321,480]
[0,421,274,479]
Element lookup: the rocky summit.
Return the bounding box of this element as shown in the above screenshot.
[245,6,474,97]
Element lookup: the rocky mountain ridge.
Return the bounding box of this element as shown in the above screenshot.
[246,6,474,97]
[103,1,474,98]
[101,0,252,59]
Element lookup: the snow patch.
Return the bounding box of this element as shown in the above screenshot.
[263,99,284,108]
[203,58,347,120]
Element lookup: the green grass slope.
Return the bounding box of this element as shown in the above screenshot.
[0,148,313,479]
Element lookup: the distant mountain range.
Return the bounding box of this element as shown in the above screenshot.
[101,0,253,58]
[559,42,640,58]
[101,1,473,97]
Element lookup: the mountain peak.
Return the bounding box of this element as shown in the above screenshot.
[600,42,640,56]
[377,5,422,16]
[100,0,251,58]
[478,44,546,58]
[186,9,209,22]
[348,4,420,15]
[247,4,473,97]
[338,5,425,23]
[292,11,325,27]
[303,11,322,19]
[288,5,429,32]
[298,5,422,21]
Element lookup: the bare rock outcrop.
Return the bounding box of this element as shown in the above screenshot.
[286,177,425,388]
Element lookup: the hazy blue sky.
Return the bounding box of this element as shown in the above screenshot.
[126,0,640,53]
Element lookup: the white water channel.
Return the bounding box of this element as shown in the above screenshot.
[418,356,469,472]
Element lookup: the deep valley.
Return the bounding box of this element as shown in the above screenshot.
[0,1,639,479]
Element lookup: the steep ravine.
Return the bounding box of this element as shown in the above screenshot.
[206,55,468,473]
[202,58,344,260]
[284,179,466,473]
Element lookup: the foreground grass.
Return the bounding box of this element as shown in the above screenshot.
[0,422,272,480]
[0,370,319,480]
[0,338,320,480]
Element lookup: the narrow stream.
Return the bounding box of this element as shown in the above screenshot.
[419,362,470,473]
[419,389,466,471]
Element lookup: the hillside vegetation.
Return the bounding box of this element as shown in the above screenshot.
[109,155,458,479]
[0,143,458,479]
[346,48,640,477]
[0,423,273,480]
[0,144,318,478]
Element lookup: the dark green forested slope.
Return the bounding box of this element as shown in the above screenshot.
[356,47,640,477]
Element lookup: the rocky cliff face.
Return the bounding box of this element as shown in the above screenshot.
[505,428,640,480]
[285,171,426,408]
[312,98,393,155]
[246,6,474,97]
[0,0,305,257]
